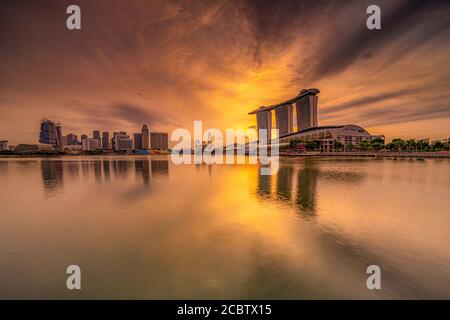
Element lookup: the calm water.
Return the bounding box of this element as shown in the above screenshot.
[0,156,449,299]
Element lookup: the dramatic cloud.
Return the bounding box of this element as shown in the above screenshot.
[0,0,449,144]
[321,88,418,115]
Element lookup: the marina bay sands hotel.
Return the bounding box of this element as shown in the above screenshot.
[249,88,383,150]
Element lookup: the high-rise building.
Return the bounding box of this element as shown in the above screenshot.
[113,132,131,151]
[249,89,320,142]
[0,140,8,151]
[55,123,62,148]
[295,92,318,131]
[66,133,78,145]
[133,133,143,150]
[118,138,133,151]
[112,132,119,149]
[39,119,62,148]
[150,132,169,149]
[256,110,272,142]
[102,132,110,149]
[93,130,101,140]
[82,138,101,151]
[142,125,149,149]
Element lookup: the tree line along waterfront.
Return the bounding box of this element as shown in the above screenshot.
[287,137,450,153]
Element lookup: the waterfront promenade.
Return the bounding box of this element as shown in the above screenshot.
[279,151,450,158]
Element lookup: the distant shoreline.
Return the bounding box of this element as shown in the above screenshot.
[1,151,450,159]
[279,151,450,158]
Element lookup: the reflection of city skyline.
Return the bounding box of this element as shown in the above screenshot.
[40,158,169,192]
[256,160,367,216]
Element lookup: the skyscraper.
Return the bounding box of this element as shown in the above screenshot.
[55,123,62,148]
[295,91,318,131]
[0,140,8,151]
[93,130,101,140]
[133,133,143,150]
[82,138,101,151]
[142,125,149,149]
[112,132,119,149]
[118,138,133,151]
[39,119,62,148]
[150,132,169,149]
[102,131,110,150]
[256,111,272,142]
[113,132,130,151]
[66,133,78,145]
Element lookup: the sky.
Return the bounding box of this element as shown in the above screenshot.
[0,0,449,145]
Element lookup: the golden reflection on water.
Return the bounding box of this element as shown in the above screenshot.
[0,156,449,299]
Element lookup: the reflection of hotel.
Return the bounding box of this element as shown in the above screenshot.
[256,161,367,216]
[249,89,383,151]
[257,162,318,216]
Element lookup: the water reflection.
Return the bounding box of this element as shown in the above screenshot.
[0,161,9,183]
[93,160,102,183]
[41,160,64,192]
[276,166,294,200]
[38,158,169,193]
[81,161,89,179]
[114,160,132,178]
[103,160,111,181]
[135,159,150,186]
[256,159,366,216]
[296,164,318,215]
[66,161,79,179]
[151,160,169,178]
[257,171,271,197]
[1,157,450,299]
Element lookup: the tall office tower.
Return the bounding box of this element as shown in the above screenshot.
[141,125,149,149]
[275,104,294,137]
[39,119,59,146]
[93,130,101,140]
[256,110,272,142]
[0,140,8,151]
[66,133,78,145]
[55,123,62,148]
[150,132,169,149]
[102,132,110,150]
[295,92,318,131]
[82,138,101,151]
[81,134,88,143]
[113,132,129,151]
[112,132,119,149]
[133,133,143,150]
[117,138,133,151]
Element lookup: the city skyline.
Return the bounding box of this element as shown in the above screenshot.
[1,0,450,145]
[34,118,169,152]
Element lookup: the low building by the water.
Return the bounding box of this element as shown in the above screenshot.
[278,125,384,152]
[13,143,56,154]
